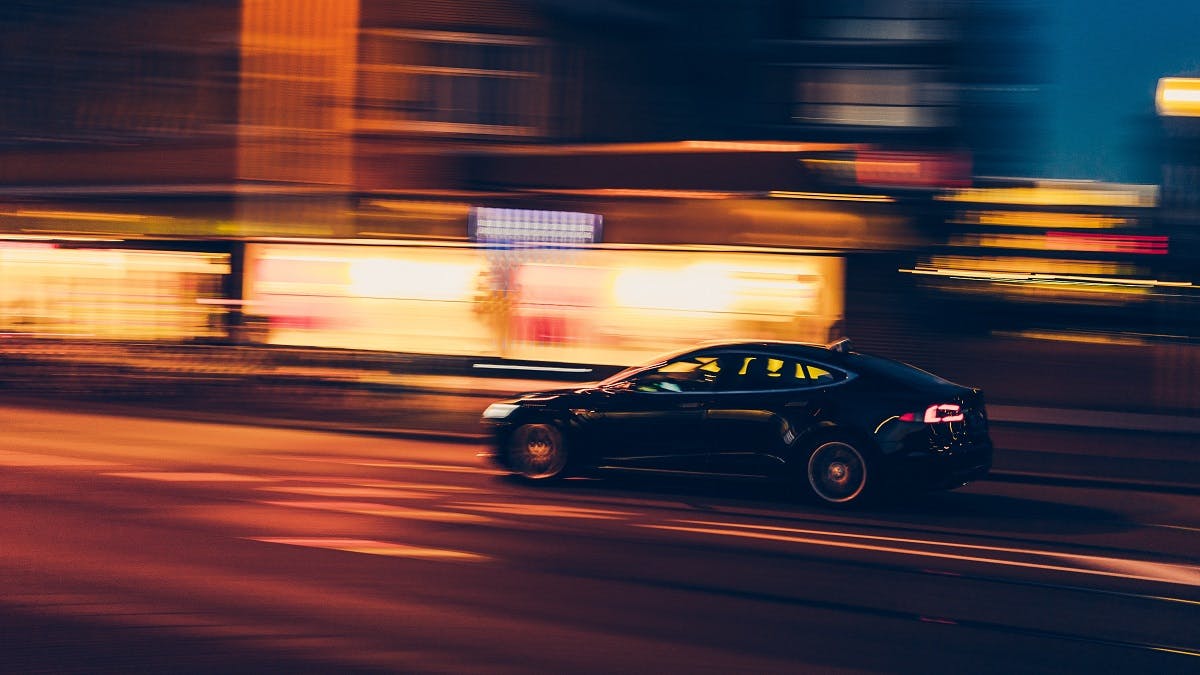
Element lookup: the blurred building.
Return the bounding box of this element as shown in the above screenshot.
[0,0,1028,241]
[0,1,1091,359]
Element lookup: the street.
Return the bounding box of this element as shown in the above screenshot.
[1,405,1198,673]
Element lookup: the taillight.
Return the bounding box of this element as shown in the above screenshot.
[899,403,965,424]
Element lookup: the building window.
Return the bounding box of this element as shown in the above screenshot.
[357,28,548,138]
[794,67,954,128]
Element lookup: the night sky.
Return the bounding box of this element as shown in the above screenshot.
[1035,0,1200,183]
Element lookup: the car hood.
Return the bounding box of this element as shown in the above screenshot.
[511,385,600,403]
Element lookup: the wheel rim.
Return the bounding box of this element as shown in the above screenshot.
[807,441,867,503]
[511,425,566,479]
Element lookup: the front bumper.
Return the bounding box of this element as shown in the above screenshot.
[480,418,516,470]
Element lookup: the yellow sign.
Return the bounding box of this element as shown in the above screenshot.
[1157,77,1200,117]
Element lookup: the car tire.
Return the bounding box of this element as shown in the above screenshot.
[507,422,570,481]
[804,436,873,506]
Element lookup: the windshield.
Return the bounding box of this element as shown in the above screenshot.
[597,345,700,387]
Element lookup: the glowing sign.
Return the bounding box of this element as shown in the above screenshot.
[469,207,602,245]
[1157,77,1200,117]
[855,150,972,188]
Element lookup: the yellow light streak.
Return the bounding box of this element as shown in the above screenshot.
[996,330,1150,346]
[365,200,470,216]
[1,234,126,242]
[532,188,742,199]
[938,183,1157,208]
[768,191,895,203]
[8,209,163,222]
[901,267,1192,288]
[926,255,1131,276]
[955,210,1129,229]
[1157,77,1200,117]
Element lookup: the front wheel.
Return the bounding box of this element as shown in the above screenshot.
[806,439,871,506]
[507,423,569,481]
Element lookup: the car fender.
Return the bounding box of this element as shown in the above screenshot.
[786,422,880,468]
[507,405,601,464]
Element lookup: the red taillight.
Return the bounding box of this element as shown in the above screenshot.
[900,403,965,423]
[924,403,964,423]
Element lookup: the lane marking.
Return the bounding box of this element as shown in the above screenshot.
[644,521,1200,587]
[260,500,492,523]
[104,471,274,482]
[247,537,486,560]
[454,501,635,520]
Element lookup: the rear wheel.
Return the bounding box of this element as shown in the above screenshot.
[806,439,871,506]
[507,423,569,481]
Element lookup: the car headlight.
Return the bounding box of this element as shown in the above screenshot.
[482,403,519,419]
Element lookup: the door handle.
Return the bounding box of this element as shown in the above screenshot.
[677,401,704,409]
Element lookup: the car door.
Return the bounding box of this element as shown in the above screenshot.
[703,352,826,474]
[587,353,720,466]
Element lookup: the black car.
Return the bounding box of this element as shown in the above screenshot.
[481,339,992,506]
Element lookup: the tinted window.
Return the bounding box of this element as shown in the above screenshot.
[717,353,844,391]
[805,364,843,385]
[843,352,950,387]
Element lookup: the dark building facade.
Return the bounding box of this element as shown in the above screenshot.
[0,0,1029,245]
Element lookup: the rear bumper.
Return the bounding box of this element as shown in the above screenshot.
[885,439,994,491]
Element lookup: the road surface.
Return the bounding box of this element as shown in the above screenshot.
[2,405,1198,673]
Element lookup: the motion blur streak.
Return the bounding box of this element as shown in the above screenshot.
[452,502,635,520]
[105,472,273,482]
[266,456,498,474]
[247,537,486,561]
[259,501,493,523]
[257,485,446,499]
[643,523,1200,587]
[0,452,122,467]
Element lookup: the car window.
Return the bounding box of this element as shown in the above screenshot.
[627,354,721,393]
[805,364,842,385]
[717,353,844,391]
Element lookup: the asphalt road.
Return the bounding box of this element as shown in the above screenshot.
[2,405,1198,674]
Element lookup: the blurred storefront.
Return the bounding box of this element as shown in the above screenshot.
[0,0,1102,362]
[242,240,843,365]
[0,239,229,341]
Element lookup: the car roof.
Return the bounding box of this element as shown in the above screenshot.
[690,339,849,361]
